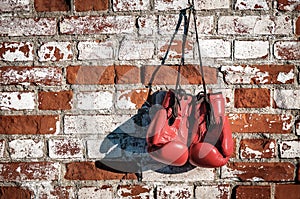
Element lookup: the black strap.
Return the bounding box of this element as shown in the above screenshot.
[147,2,208,102]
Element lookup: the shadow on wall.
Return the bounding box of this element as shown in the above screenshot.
[95,91,196,180]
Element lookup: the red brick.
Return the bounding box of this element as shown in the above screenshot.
[274,41,300,60]
[240,139,276,159]
[0,66,62,86]
[296,16,300,37]
[34,0,70,12]
[0,162,59,181]
[235,88,270,108]
[297,163,300,182]
[275,184,300,199]
[74,0,108,11]
[64,162,137,180]
[235,186,271,199]
[115,65,141,84]
[0,115,59,135]
[221,64,295,84]
[142,65,217,85]
[67,66,115,85]
[222,162,295,181]
[228,113,293,133]
[0,187,32,199]
[277,0,300,11]
[117,185,152,198]
[38,91,73,110]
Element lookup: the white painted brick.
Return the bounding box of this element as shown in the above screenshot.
[38,42,73,62]
[119,38,155,60]
[113,0,150,11]
[234,40,269,59]
[157,38,194,60]
[78,41,114,60]
[157,185,193,199]
[32,182,76,199]
[235,0,269,10]
[274,89,300,109]
[254,15,292,35]
[8,139,44,159]
[137,15,157,35]
[78,187,113,199]
[0,92,35,110]
[197,39,231,58]
[219,15,292,35]
[0,0,30,11]
[49,138,83,159]
[76,91,113,111]
[64,115,114,135]
[159,15,214,35]
[86,139,122,159]
[195,0,230,9]
[0,42,34,61]
[219,16,258,35]
[154,0,189,11]
[0,67,62,86]
[195,185,230,199]
[0,140,5,158]
[143,166,215,181]
[279,141,300,158]
[0,17,57,36]
[60,16,135,35]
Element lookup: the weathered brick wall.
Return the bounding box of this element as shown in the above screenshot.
[0,0,299,198]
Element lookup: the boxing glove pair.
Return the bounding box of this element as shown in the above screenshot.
[146,90,233,168]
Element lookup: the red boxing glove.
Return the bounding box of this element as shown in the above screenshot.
[146,90,192,166]
[189,93,233,168]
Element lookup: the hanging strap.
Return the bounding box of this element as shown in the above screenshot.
[147,7,191,102]
[146,2,208,103]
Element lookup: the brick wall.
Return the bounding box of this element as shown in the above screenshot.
[0,0,299,198]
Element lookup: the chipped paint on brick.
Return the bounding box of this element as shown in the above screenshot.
[8,139,44,159]
[235,0,269,10]
[117,89,148,109]
[0,0,30,11]
[60,16,135,34]
[78,41,114,60]
[154,0,189,11]
[0,67,62,86]
[114,0,149,11]
[279,141,300,158]
[0,17,57,36]
[221,65,294,84]
[0,42,33,61]
[0,92,35,110]
[49,138,83,159]
[274,90,300,109]
[38,42,73,62]
[274,41,300,60]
